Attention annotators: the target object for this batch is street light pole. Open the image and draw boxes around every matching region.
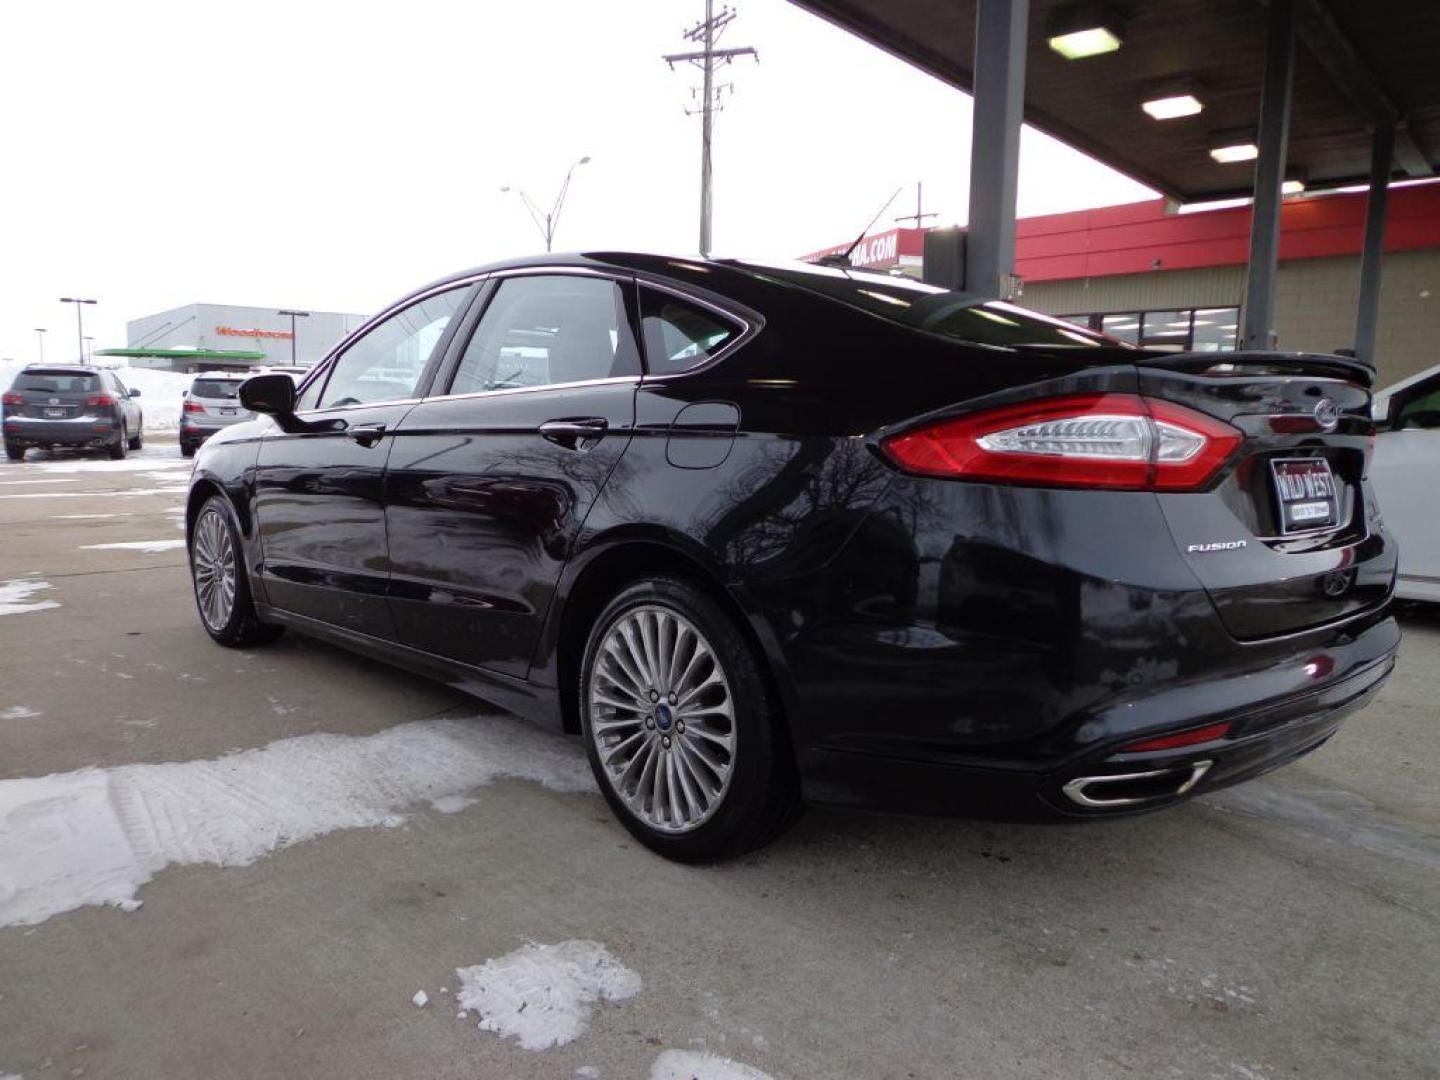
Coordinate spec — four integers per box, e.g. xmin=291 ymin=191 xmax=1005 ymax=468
xmin=500 ymin=155 xmax=591 ymax=252
xmin=277 ymin=309 xmax=310 ymax=367
xmin=84 ymin=336 xmax=94 ymax=363
xmin=59 ymin=298 xmax=97 ymax=364
xmin=34 ymin=328 xmax=46 ymax=364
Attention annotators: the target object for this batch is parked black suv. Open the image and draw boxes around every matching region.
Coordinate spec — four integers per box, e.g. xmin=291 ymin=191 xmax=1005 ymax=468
xmin=3 ymin=365 xmax=144 ymax=461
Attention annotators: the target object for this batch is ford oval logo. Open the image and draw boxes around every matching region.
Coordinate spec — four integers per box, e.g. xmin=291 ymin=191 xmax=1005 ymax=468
xmin=1313 ymin=398 xmax=1340 ymax=431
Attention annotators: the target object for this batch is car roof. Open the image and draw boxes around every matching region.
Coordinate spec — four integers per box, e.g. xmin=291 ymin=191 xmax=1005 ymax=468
xmin=22 ymin=364 xmax=99 ymax=374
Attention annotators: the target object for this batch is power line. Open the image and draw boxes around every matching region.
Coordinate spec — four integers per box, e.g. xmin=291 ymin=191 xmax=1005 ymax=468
xmin=663 ymin=2 xmax=757 ymax=257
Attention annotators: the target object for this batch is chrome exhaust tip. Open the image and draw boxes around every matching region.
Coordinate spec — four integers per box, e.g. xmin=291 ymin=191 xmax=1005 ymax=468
xmin=1061 ymin=760 xmax=1213 ymax=808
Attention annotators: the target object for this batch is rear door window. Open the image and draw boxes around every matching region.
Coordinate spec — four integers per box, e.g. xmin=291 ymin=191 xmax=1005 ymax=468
xmin=446 ymin=275 xmax=640 ymax=394
xmin=640 ymin=289 xmax=742 ymax=375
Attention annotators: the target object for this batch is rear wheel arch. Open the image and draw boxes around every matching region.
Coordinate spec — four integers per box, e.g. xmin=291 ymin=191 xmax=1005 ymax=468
xmin=551 ymin=539 xmax=797 ymax=756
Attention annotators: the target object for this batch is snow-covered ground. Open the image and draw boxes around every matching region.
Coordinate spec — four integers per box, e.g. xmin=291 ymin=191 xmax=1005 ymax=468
xmin=650 ymin=1051 xmax=779 ymax=1080
xmin=0 ymin=578 xmax=59 ymax=616
xmin=0 ymin=715 xmax=595 ymax=928
xmin=454 ymin=940 xmax=643 ymax=1050
xmin=0 ymin=358 xmax=192 ymax=432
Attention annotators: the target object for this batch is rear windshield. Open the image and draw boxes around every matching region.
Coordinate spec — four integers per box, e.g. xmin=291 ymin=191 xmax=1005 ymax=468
xmin=736 ymin=260 xmax=1131 ymax=351
xmin=191 ymin=379 xmax=242 ymax=400
xmin=12 ymin=370 xmax=99 ymax=393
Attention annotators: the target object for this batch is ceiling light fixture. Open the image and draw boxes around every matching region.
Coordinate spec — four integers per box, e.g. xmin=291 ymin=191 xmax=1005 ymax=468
xmin=1142 ymin=92 xmax=1204 ymax=120
xmin=1209 ymin=130 xmax=1259 ymax=164
xmin=1047 ymin=4 xmax=1125 ymax=59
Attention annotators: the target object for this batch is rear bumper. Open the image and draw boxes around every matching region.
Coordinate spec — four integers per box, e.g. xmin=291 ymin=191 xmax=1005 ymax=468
xmin=799 ymin=616 xmax=1398 ymax=820
xmin=3 ymin=416 xmax=116 ymax=446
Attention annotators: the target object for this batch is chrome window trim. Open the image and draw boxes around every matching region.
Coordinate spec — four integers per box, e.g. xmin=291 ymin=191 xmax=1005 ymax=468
xmin=420 ymin=375 xmax=641 ymax=406
xmin=485 ymin=265 xmax=632 ymax=282
xmin=633 ymin=279 xmax=759 ymax=381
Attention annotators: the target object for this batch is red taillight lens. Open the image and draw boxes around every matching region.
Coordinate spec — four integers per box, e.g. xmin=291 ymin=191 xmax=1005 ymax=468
xmin=86 ymin=394 xmax=116 ymax=407
xmin=1 ymin=392 xmax=21 ymax=406
xmin=183 ymin=400 xmax=206 ymax=414
xmin=880 ymin=393 xmax=1242 ymax=492
xmin=1120 ymin=722 xmax=1232 ymax=753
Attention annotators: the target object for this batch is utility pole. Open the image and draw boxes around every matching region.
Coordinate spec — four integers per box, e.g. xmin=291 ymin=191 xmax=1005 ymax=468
xmin=895 ymin=182 xmax=938 ymax=229
xmin=83 ymin=336 xmax=94 ymax=363
xmin=59 ymin=298 xmax=97 ymax=364
xmin=34 ymin=328 xmax=46 ymax=363
xmin=278 ymin=309 xmax=310 ymax=367
xmin=664 ymin=2 xmax=757 ymax=256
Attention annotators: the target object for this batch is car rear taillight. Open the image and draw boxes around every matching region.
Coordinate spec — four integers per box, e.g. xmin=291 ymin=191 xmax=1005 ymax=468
xmin=1120 ymin=722 xmax=1232 ymax=753
xmin=880 ymin=393 xmax=1242 ymax=492
xmin=184 ymin=400 xmax=206 ymax=414
xmin=1 ymin=392 xmax=21 ymax=406
xmin=86 ymin=394 xmax=116 ymax=407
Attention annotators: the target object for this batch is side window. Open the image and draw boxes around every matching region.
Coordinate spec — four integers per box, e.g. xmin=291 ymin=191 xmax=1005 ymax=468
xmin=317 ymin=286 xmax=469 ymax=409
xmin=1396 ymin=374 xmax=1440 ymax=430
xmin=640 ymin=289 xmax=741 ymax=375
xmin=447 ymin=276 xmax=640 ymax=395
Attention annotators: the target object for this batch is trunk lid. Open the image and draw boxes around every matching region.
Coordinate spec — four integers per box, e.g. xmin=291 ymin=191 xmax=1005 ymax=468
xmin=1136 ymin=350 xmax=1393 ymax=639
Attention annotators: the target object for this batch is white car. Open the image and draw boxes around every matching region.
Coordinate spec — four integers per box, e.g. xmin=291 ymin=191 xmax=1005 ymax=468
xmin=1371 ymin=362 xmax=1440 ymax=602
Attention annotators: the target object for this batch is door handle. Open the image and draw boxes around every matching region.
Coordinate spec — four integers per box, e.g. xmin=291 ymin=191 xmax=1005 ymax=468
xmin=540 ymin=417 xmax=608 ymax=450
xmin=347 ymin=422 xmax=388 ymax=448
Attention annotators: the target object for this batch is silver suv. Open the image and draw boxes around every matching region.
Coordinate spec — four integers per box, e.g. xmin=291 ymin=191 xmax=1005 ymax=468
xmin=179 ymin=375 xmax=252 ymax=457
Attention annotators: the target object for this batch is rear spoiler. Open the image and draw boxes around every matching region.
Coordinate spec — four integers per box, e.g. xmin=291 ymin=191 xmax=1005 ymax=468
xmin=1134 ymin=349 xmax=1376 ymax=389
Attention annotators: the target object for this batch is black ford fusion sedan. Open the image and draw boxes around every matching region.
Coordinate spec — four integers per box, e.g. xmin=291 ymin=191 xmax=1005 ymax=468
xmin=185 ymin=253 xmax=1398 ymax=860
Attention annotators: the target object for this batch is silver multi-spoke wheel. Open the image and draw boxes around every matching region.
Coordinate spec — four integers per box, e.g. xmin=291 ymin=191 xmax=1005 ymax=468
xmin=588 ymin=604 xmax=737 ymax=834
xmin=191 ymin=507 xmax=237 ymax=633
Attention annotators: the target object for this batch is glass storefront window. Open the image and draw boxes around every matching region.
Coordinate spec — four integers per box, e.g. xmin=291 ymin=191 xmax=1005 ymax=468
xmin=1141 ymin=310 xmax=1192 ymax=350
xmin=1100 ymin=313 xmax=1140 ymax=344
xmin=1190 ymin=308 xmax=1240 ymax=352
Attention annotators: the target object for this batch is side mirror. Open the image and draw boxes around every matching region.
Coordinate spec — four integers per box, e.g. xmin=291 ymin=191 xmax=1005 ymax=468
xmin=128 ymin=387 xmax=142 ymax=398
xmin=240 ymin=373 xmax=297 ymax=416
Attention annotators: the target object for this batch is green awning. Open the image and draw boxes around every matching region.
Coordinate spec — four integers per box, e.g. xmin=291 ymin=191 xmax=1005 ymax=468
xmin=96 ymin=347 xmax=268 ymax=361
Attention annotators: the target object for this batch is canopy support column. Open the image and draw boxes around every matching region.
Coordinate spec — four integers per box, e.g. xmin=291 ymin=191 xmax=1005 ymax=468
xmin=1355 ymin=125 xmax=1394 ymax=365
xmin=964 ymin=0 xmax=1028 ymax=300
xmin=1242 ymin=0 xmax=1297 ymax=350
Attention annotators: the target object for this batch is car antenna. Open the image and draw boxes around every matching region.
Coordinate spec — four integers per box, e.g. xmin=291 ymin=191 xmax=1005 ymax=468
xmin=816 ymin=187 xmax=904 ymax=268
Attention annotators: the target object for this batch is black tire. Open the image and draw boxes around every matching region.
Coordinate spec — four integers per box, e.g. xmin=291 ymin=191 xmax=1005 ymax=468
xmin=579 ymin=576 xmax=801 ymax=862
xmin=128 ymin=426 xmax=143 ymax=450
xmin=189 ymin=495 xmax=285 ymax=648
xmin=108 ymin=426 xmax=128 ymax=460
xmin=4 ymin=441 xmax=23 ymax=462
xmin=181 ymin=442 xmax=196 ymax=458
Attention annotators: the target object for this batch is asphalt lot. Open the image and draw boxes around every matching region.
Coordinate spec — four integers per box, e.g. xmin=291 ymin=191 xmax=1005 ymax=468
xmin=1 ymin=437 xmax=1438 ymax=1080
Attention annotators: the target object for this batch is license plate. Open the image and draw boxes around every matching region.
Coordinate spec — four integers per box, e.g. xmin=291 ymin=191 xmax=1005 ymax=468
xmin=220 ymin=408 xmax=237 ymax=416
xmin=1270 ymin=458 xmax=1339 ymax=533
xmin=45 ymin=408 xmax=65 ymax=418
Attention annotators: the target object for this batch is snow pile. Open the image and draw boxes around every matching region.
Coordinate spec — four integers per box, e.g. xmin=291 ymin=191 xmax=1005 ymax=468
xmin=455 ymin=941 xmax=643 ymax=1051
xmin=411 ymin=990 xmax=430 ymax=1008
xmin=1 ymin=707 xmax=42 ymax=720
xmin=81 ymin=539 xmax=186 ymax=553
xmin=0 ymin=358 xmax=192 ymax=432
xmin=0 ymin=716 xmax=595 ymax=928
xmin=649 ymin=1051 xmax=779 ymax=1080
xmin=0 ymin=579 xmax=59 ymax=616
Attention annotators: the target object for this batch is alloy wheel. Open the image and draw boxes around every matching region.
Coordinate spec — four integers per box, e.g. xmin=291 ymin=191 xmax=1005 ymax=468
xmin=191 ymin=507 xmax=237 ymax=633
xmin=587 ymin=604 xmax=737 ymax=833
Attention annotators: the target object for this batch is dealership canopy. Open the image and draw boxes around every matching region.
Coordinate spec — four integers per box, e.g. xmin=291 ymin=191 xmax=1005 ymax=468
xmin=787 ymin=0 xmax=1440 ymax=364
xmin=789 ymin=0 xmax=1436 ymax=201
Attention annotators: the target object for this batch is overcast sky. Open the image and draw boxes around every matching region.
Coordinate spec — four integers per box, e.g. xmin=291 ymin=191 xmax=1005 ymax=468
xmin=0 ymin=0 xmax=1153 ymax=362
